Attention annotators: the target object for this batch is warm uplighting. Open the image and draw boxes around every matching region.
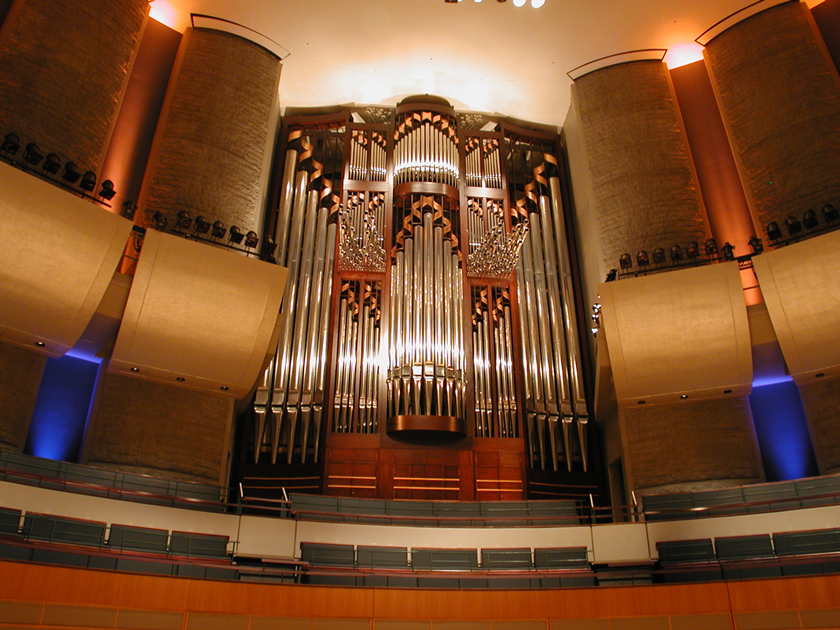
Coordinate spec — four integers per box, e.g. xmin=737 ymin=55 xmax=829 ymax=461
xmin=148 ymin=0 xmax=190 ymax=32
xmin=664 ymin=43 xmax=705 ymax=70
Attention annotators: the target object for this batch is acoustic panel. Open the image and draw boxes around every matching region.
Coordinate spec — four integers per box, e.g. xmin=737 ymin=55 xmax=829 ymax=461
xmin=752 ymin=230 xmax=840 ymax=383
xmin=598 ymin=262 xmax=752 ymax=406
xmin=0 ymin=162 xmax=134 ymax=356
xmin=110 ymin=230 xmax=287 ymax=398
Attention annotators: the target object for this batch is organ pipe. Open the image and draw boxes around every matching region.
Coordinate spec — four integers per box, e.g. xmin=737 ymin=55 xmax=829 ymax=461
xmin=253 ymin=99 xmax=588 ymax=483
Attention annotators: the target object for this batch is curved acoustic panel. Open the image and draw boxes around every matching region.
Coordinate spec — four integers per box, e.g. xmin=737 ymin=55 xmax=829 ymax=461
xmin=752 ymin=230 xmax=840 ymax=384
xmin=109 ymin=230 xmax=287 ymax=398
xmin=598 ymin=262 xmax=752 ymax=407
xmin=0 ymin=162 xmax=134 ymax=356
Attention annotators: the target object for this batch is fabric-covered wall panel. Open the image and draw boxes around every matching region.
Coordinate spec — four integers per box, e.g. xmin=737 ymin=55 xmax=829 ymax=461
xmin=0 ymin=0 xmax=148 ymax=173
xmin=572 ymin=60 xmax=708 ymax=273
xmin=704 ymin=2 xmax=840 ymax=231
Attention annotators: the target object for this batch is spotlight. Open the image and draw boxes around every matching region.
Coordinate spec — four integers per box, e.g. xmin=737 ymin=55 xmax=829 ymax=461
xmin=704 ymin=239 xmax=718 ymax=256
xmin=121 ymin=200 xmax=137 ymax=220
xmin=784 ymin=215 xmax=802 ymax=235
xmin=260 ymin=235 xmax=277 ymax=262
xmin=62 ymin=162 xmax=81 ymax=184
xmin=79 ymin=170 xmax=97 ymax=193
xmin=194 ymin=215 xmax=211 ymax=234
xmin=670 ymin=244 xmax=683 ymax=261
xmin=619 ymin=253 xmax=632 ymax=269
xmin=652 ymin=248 xmax=666 ymax=264
xmin=721 ymin=242 xmax=735 ymax=261
xmin=228 ymin=225 xmax=245 ymax=245
xmin=802 ymin=209 xmax=819 ymax=229
xmin=22 ymin=142 xmax=43 ymax=166
xmin=244 ymin=230 xmax=260 ymax=248
xmin=823 ymin=204 xmax=839 ymax=222
xmin=177 ymin=210 xmax=192 ymax=229
xmin=97 ymin=179 xmax=116 ymax=200
xmin=749 ymin=235 xmax=764 ymax=254
xmin=152 ymin=211 xmax=168 ymax=230
xmin=1 ymin=132 xmax=20 ymax=155
xmin=211 ymin=220 xmax=226 ymax=239
xmin=42 ymin=153 xmax=61 ymax=175
xmin=686 ymin=242 xmax=699 ymax=258
xmin=636 ymin=250 xmax=649 ymax=266
xmin=765 ymin=221 xmax=782 ymax=240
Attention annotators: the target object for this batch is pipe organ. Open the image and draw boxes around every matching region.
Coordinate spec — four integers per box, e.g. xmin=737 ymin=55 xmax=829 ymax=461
xmin=245 ymin=97 xmax=593 ymax=501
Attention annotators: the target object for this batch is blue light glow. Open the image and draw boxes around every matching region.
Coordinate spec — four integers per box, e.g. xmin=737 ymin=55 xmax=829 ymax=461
xmin=25 ymin=354 xmax=101 ymax=462
xmin=749 ymin=380 xmax=818 ymax=482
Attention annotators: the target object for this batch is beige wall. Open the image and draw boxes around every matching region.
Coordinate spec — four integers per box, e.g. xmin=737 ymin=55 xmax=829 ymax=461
xmin=571 ymin=60 xmax=709 ymax=273
xmin=0 ymin=341 xmax=45 ymax=451
xmin=85 ymin=373 xmax=234 ymax=484
xmin=704 ymin=1 xmax=840 ymax=232
xmin=799 ymin=376 xmax=840 ymax=475
xmin=141 ymin=27 xmax=281 ymax=233
xmin=0 ymin=0 xmax=148 ymax=174
xmin=621 ymin=396 xmax=762 ymax=495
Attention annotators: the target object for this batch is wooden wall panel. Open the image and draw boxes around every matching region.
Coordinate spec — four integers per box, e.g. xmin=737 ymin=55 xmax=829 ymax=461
xmin=1 ymin=562 xmax=840 ymax=626
xmin=0 ymin=340 xmax=45 ymax=450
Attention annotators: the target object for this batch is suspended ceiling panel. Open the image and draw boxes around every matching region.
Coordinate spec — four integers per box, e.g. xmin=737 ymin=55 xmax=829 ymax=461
xmin=752 ymin=230 xmax=840 ymax=384
xmin=598 ymin=262 xmax=752 ymax=407
xmin=109 ymin=230 xmax=288 ymax=398
xmin=0 ymin=162 xmax=134 ymax=357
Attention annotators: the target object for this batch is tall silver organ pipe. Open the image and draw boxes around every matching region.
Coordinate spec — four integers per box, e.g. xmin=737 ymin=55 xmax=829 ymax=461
xmin=511 ymin=146 xmax=589 ymax=472
xmin=387 ymin=195 xmax=466 ymax=433
xmin=254 ymin=127 xmax=342 ymax=464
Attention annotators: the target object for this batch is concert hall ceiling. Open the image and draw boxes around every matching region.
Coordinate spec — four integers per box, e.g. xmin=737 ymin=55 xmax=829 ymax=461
xmin=148 ymin=0 xmax=825 ymax=128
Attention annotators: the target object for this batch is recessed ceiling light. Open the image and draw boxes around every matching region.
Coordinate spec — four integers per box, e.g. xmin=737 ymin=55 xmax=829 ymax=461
xmin=513 ymin=0 xmax=526 ymax=5
xmin=130 ymin=367 xmax=140 ymax=372
xmin=532 ymin=0 xmax=545 ymax=7
xmin=34 ymin=341 xmax=45 ymax=347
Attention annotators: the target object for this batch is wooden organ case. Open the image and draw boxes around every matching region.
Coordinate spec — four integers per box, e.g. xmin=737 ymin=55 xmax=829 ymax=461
xmin=237 ymin=96 xmax=601 ymax=503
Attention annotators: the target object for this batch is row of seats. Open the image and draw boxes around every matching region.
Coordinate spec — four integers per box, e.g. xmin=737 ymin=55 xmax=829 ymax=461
xmin=0 ymin=449 xmax=225 ymax=508
xmin=0 ymin=507 xmax=230 ymax=558
xmin=656 ymin=529 xmax=840 ymax=582
xmin=289 ymin=494 xmax=582 ymax=527
xmin=642 ymin=474 xmax=840 ymax=520
xmin=300 ymin=542 xmax=589 ymax=571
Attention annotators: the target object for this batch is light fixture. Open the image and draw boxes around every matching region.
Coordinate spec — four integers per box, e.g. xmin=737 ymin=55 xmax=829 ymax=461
xmin=152 ymin=211 xmax=168 ymax=231
xmin=194 ymin=215 xmax=211 ymax=234
xmin=79 ymin=170 xmax=97 ymax=193
xmin=704 ymin=239 xmax=718 ymax=256
xmin=513 ymin=0 xmax=526 ymax=6
xmin=670 ymin=244 xmax=683 ymax=261
xmin=61 ymin=162 xmax=81 ymax=184
xmin=721 ymin=242 xmax=735 ymax=261
xmin=260 ymin=235 xmax=277 ymax=262
xmin=652 ymin=248 xmax=666 ymax=264
xmin=532 ymin=0 xmax=545 ymax=6
xmin=619 ymin=253 xmax=632 ymax=269
xmin=802 ymin=209 xmax=818 ymax=229
xmin=680 ymin=395 xmax=688 ymax=399
xmin=749 ymin=235 xmax=763 ymax=254
xmin=130 ymin=367 xmax=140 ymax=372
xmin=823 ymin=204 xmax=839 ymax=222
xmin=122 ymin=201 xmax=137 ymax=220
xmin=34 ymin=341 xmax=45 ymax=347
xmin=686 ymin=242 xmax=699 ymax=258
xmin=220 ymin=386 xmax=229 ymax=391
xmin=42 ymin=153 xmax=61 ymax=175
xmin=784 ymin=215 xmax=802 ymax=235
xmin=765 ymin=221 xmax=782 ymax=240
xmin=97 ymin=179 xmax=116 ymax=200
xmin=176 ymin=377 xmax=185 ymax=382
xmin=211 ymin=220 xmax=226 ymax=239
xmin=176 ymin=210 xmax=192 ymax=229
xmin=636 ymin=250 xmax=649 ymax=266
xmin=22 ymin=142 xmax=43 ymax=166
xmin=228 ymin=225 xmax=245 ymax=245
xmin=244 ymin=230 xmax=259 ymax=248
xmin=1 ymin=132 xmax=20 ymax=155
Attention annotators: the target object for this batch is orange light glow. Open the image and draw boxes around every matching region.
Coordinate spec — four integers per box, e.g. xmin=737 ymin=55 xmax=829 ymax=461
xmin=664 ymin=43 xmax=705 ymax=70
xmin=149 ymin=1 xmax=190 ymax=33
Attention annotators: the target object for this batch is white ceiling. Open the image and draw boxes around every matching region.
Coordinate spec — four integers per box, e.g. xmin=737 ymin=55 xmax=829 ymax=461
xmin=150 ymin=0 xmax=814 ymax=129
